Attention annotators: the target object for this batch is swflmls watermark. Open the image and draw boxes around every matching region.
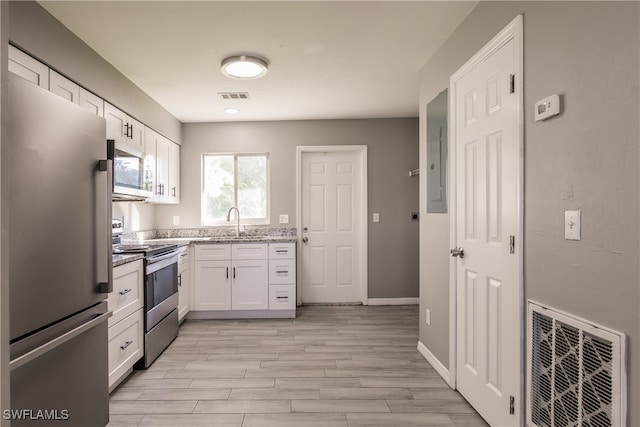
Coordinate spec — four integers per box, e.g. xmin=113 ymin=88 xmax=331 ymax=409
xmin=3 ymin=409 xmax=69 ymax=421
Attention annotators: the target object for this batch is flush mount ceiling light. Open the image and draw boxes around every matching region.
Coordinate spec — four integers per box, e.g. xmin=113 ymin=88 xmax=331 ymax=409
xmin=221 ymin=55 xmax=268 ymax=79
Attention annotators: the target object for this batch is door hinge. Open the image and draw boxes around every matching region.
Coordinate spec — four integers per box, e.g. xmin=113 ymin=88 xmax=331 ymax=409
xmin=509 ymin=235 xmax=515 ymax=254
xmin=509 ymin=395 xmax=515 ymax=415
xmin=509 ymin=74 xmax=515 ymax=93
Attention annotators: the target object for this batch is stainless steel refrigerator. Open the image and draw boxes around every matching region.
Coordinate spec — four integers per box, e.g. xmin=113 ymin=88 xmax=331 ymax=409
xmin=8 ymin=73 xmax=112 ymax=426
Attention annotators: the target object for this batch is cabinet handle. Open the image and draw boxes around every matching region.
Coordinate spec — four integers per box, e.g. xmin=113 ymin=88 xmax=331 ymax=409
xmin=276 ymin=296 xmax=288 ymax=300
xmin=172 ymin=186 xmax=176 ymax=197
xmin=276 ymin=270 xmax=288 ymax=274
xmin=161 ymin=184 xmax=165 ymax=195
xmin=233 ymin=267 xmax=236 ymax=279
xmin=120 ymin=340 xmax=133 ymax=350
xmin=119 ymin=288 xmax=132 ymax=296
xmin=157 ymin=184 xmax=163 ymax=196
xmin=226 ymin=267 xmax=229 ymax=279
xmin=178 ymin=273 xmax=182 ymax=287
xmin=275 ymin=249 xmax=288 ymax=253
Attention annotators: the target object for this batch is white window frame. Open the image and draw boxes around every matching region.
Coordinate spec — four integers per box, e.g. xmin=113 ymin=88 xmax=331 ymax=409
xmin=201 ymin=152 xmax=270 ymax=226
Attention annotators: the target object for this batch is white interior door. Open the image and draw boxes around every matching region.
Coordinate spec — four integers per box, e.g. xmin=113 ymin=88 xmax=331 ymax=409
xmin=300 ymin=150 xmax=364 ymax=304
xmin=450 ymin=17 xmax=522 ymax=426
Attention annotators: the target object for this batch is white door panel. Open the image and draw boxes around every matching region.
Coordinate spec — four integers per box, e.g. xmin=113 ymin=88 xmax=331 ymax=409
xmin=451 ymin=18 xmax=522 ymax=427
xmin=301 ymin=150 xmax=363 ymax=303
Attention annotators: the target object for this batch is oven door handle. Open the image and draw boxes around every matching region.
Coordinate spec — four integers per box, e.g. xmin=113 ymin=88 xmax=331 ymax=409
xmin=147 ymin=251 xmax=179 ymax=264
xmin=146 ymin=252 xmax=179 ymax=275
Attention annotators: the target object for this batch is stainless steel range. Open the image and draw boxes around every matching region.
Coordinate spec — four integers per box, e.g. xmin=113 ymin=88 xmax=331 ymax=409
xmin=113 ymin=243 xmax=179 ymax=367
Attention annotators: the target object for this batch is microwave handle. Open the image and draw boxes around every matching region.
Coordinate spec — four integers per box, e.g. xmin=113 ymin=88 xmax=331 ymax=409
xmin=96 ymin=159 xmax=113 ymax=294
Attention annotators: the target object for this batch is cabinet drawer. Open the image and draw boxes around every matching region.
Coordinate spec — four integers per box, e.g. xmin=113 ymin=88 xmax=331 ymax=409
xmin=232 ymin=243 xmax=268 ymax=260
xmin=108 ymin=260 xmax=143 ymax=327
xmin=269 ymin=259 xmax=296 ymax=284
xmin=108 ymin=309 xmax=143 ymax=389
xmin=195 ymin=244 xmax=231 ymax=261
xmin=269 ymin=243 xmax=295 ymax=259
xmin=269 ymin=285 xmax=296 ymax=310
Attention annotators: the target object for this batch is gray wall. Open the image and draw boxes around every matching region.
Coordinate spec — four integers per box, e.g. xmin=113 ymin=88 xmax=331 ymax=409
xmin=156 ymin=119 xmax=419 ymax=299
xmin=418 ymin=2 xmax=639 ymax=424
xmin=0 ymin=1 xmax=9 ymax=422
xmin=8 ymin=1 xmax=182 ymax=144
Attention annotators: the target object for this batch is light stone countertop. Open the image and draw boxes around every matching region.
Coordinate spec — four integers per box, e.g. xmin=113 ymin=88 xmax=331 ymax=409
xmin=112 ymin=253 xmax=144 ymax=268
xmin=112 ymin=236 xmax=297 ymax=268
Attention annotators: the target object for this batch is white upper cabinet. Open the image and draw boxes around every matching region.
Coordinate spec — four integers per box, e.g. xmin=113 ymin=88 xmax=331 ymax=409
xmin=8 ymin=45 xmax=49 ymax=89
xmin=168 ymin=142 xmax=180 ymax=203
xmin=146 ymin=128 xmax=180 ymax=204
xmin=79 ymin=88 xmax=104 ymax=117
xmin=49 ymin=70 xmax=80 ymax=105
xmin=105 ymin=102 xmax=145 ymax=152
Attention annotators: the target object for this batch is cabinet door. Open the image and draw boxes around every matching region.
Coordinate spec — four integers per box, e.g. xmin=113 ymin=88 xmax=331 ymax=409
xmin=232 ymin=260 xmax=268 ymax=310
xmin=49 ymin=70 xmax=80 ymax=105
xmin=108 ymin=308 xmax=143 ymax=389
xmin=143 ymin=127 xmax=158 ymax=198
xmin=8 ymin=45 xmax=49 ymax=89
xmin=168 ymin=142 xmax=180 ymax=203
xmin=155 ymin=135 xmax=170 ymax=201
xmin=79 ymin=88 xmax=104 ymax=117
xmin=108 ymin=260 xmax=144 ymax=327
xmin=105 ymin=102 xmax=127 ymax=144
xmin=178 ymin=263 xmax=190 ymax=321
xmin=194 ymin=261 xmax=231 ymax=311
xmin=128 ymin=116 xmax=145 ymax=152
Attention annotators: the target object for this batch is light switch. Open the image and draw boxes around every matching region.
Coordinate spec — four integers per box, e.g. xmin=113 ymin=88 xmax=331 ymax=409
xmin=373 ymin=213 xmax=380 ymax=223
xmin=564 ymin=210 xmax=581 ymax=240
xmin=172 ymin=215 xmax=180 ymax=226
xmin=279 ymin=214 xmax=289 ymax=224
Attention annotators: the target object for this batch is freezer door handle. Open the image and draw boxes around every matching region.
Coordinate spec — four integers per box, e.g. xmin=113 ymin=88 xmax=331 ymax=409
xmin=10 ymin=310 xmax=112 ymax=371
xmin=97 ymin=159 xmax=113 ymax=294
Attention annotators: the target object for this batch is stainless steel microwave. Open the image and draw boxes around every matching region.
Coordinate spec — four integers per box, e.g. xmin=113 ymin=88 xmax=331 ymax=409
xmin=107 ymin=139 xmax=153 ymax=201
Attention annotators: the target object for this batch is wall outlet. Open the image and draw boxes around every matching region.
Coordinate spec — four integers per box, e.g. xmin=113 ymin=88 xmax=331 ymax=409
xmin=172 ymin=215 xmax=180 ymax=226
xmin=373 ymin=213 xmax=380 ymax=223
xmin=425 ymin=309 xmax=431 ymax=325
xmin=279 ymin=214 xmax=289 ymax=224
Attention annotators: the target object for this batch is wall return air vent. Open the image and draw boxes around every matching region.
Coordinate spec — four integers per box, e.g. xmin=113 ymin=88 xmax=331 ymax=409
xmin=527 ymin=301 xmax=626 ymax=427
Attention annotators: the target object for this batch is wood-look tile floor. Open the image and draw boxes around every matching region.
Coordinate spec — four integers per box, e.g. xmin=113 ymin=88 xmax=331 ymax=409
xmin=108 ymin=305 xmax=488 ymax=427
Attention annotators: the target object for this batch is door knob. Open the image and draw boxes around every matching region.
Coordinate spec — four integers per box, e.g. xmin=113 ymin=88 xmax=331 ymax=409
xmin=450 ymin=247 xmax=464 ymax=258
xmin=302 ymin=237 xmax=309 ymax=243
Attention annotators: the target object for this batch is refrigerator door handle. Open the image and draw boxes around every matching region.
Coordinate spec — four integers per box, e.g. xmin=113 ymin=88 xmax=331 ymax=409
xmin=10 ymin=311 xmax=112 ymax=371
xmin=97 ymin=159 xmax=113 ymax=294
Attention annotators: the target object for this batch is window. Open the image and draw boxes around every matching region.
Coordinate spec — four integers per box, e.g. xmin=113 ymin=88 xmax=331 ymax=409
xmin=202 ymin=153 xmax=269 ymax=226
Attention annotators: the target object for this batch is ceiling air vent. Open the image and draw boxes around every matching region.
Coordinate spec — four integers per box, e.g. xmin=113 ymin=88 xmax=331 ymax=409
xmin=218 ymin=92 xmax=250 ymax=100
xmin=527 ymin=301 xmax=626 ymax=427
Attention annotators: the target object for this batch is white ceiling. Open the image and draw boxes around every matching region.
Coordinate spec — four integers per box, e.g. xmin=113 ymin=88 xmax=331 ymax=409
xmin=40 ymin=1 xmax=476 ymax=123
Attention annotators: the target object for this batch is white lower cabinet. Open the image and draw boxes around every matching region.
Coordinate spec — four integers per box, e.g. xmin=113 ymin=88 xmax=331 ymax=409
xmin=108 ymin=260 xmax=144 ymax=391
xmin=232 ymin=259 xmax=268 ymax=310
xmin=269 ymin=284 xmax=296 ymax=310
xmin=268 ymin=243 xmax=296 ymax=312
xmin=193 ymin=242 xmax=294 ymax=318
xmin=178 ymin=246 xmax=191 ymax=321
xmin=194 ymin=260 xmax=231 ymax=311
xmin=108 ymin=308 xmax=143 ymax=391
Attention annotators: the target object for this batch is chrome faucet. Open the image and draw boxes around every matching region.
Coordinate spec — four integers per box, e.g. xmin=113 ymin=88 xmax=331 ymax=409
xmin=226 ymin=206 xmax=241 ymax=237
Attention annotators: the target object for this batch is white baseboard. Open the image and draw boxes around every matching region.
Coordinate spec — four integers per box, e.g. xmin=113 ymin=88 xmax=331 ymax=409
xmin=417 ymin=341 xmax=454 ymax=388
xmin=367 ymin=297 xmax=419 ymax=306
